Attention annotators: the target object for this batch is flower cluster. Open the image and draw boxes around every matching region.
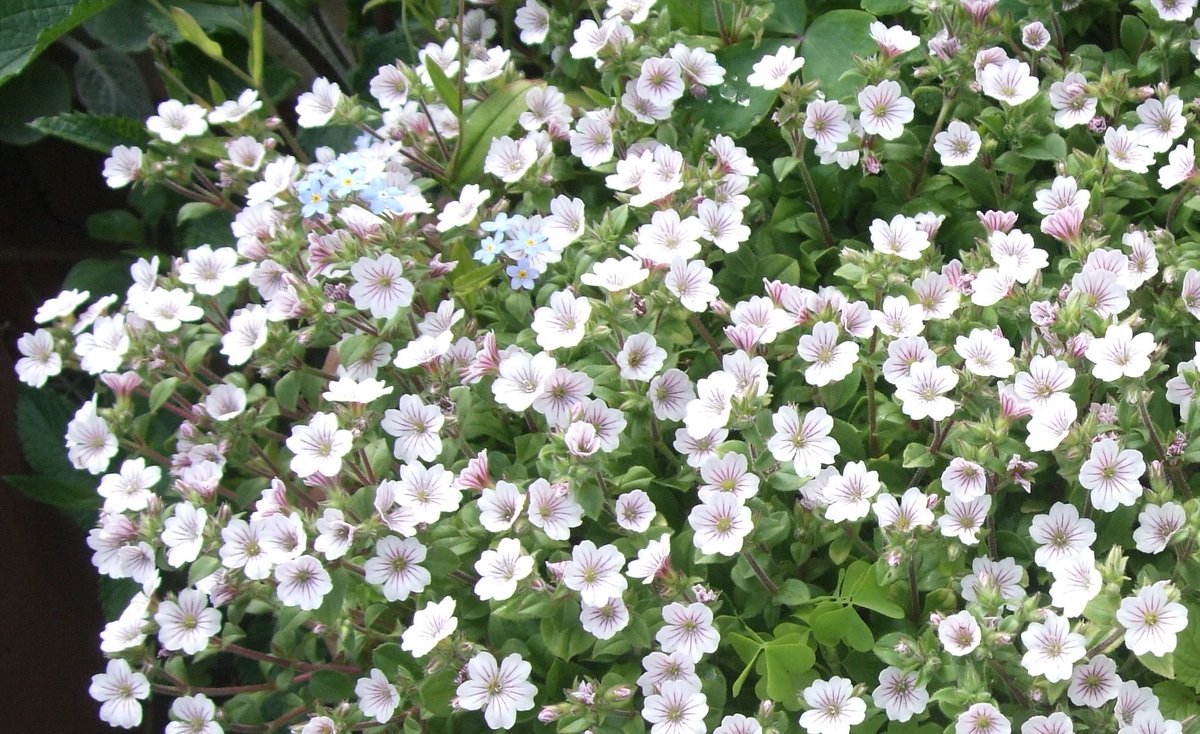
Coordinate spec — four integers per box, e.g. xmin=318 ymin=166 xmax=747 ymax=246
xmin=16 ymin=0 xmax=1200 ymax=733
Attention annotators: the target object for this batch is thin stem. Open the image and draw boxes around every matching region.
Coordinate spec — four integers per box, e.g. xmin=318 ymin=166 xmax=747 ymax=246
xmin=908 ymin=91 xmax=956 ymax=198
xmin=907 ymin=551 xmax=921 ymax=624
xmin=1138 ymin=391 xmax=1191 ymax=499
xmin=864 ymin=333 xmax=879 ymax=458
xmin=221 ymin=642 xmax=360 ymax=673
xmin=1166 ymin=183 xmax=1194 ymax=231
xmin=712 ymin=0 xmax=730 ymax=44
xmin=1086 ymin=628 xmax=1125 ymax=658
xmin=842 ymin=523 xmax=876 ymax=559
xmin=688 ymin=314 xmax=723 ymax=361
xmin=417 ymin=97 xmax=453 ymax=162
xmin=741 ymin=550 xmax=780 ymax=595
xmin=987 ymin=657 xmax=1028 ymax=709
xmin=795 ymin=150 xmax=836 ymax=250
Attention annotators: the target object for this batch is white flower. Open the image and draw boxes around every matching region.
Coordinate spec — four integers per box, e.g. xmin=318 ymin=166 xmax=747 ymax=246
xmin=670 ymin=43 xmax=725 ymax=87
xmin=617 ymin=332 xmax=667 ymax=381
xmin=961 ymin=556 xmax=1026 ymax=609
xmin=689 ymin=493 xmax=753 ymax=555
xmin=800 ymin=677 xmax=867 ymax=734
xmin=635 ymin=209 xmax=703 ymax=263
xmin=364 ymin=535 xmax=430 ymax=601
xmin=1029 ymin=502 xmax=1095 ymax=570
xmin=895 ymin=361 xmax=957 ymax=420
xmin=103 ymin=146 xmax=143 ymax=188
xmin=615 ymin=490 xmax=657 ymax=532
xmin=563 ymin=540 xmax=628 ymax=605
xmin=580 ymin=256 xmax=649 ymax=291
xmin=1049 ymin=73 xmax=1096 ymax=128
xmin=1068 ymin=656 xmax=1122 ymax=708
xmin=797 ymin=322 xmax=858 ymax=386
xmin=990 ymin=230 xmax=1048 ymax=283
xmin=1021 ymin=612 xmax=1086 ymax=681
xmin=436 ymin=184 xmax=490 ymax=232
xmin=939 ymin=610 xmax=982 ymax=655
xmin=638 ymin=650 xmax=700 ymax=695
xmin=1134 ymin=502 xmax=1186 ymax=553
xmin=76 ymin=313 xmax=130 ymax=374
xmin=14 ymin=326 xmax=61 ymax=386
xmin=1151 ymin=0 xmax=1197 ymax=21
xmin=220 ymin=518 xmax=273 ymax=579
xmin=1117 ymin=583 xmax=1188 ymax=656
xmin=980 ymin=59 xmax=1039 ymax=105
xmin=314 ymin=508 xmax=355 ymax=561
xmin=627 ymin=533 xmax=672 ymax=584
xmin=66 ymin=399 xmax=118 ymax=475
xmin=1014 ymin=355 xmax=1075 ymax=408
xmin=1115 ymin=682 xmax=1160 ymax=727
xmin=581 ymin=597 xmax=631 ymax=639
xmin=392 ymin=462 xmax=459 ymax=524
xmin=570 ymin=115 xmax=614 ymax=167
xmin=98 ymin=458 xmax=162 ymax=513
xmin=274 ymin=555 xmax=332 ymax=610
xmin=939 ymin=495 xmax=991 ymax=545
xmin=349 ymin=254 xmax=414 ymax=319
xmin=858 ymin=80 xmax=915 ymax=140
xmin=935 ymin=120 xmax=982 ymax=165
xmin=823 ymin=461 xmax=881 ymax=522
xmin=162 ymin=502 xmax=207 ymax=568
xmin=698 ymin=452 xmax=759 ymax=502
xmin=1078 ymin=439 xmax=1145 ymax=511
xmin=154 ymin=589 xmax=221 ymax=656
xmin=766 ymin=405 xmax=840 ymax=477
xmin=1161 ymin=139 xmax=1198 ymax=189
xmin=402 ymin=596 xmax=458 ymax=657
xmin=456 ymin=652 xmax=538 ymax=730
xmin=474 ymin=537 xmax=533 ymax=601
xmin=746 ymin=46 xmax=804 ymax=90
xmin=484 ymin=135 xmax=538 ymax=182
xmin=286 ymin=412 xmax=352 ymax=478
xmin=381 ymin=395 xmax=444 ymax=462
xmin=1136 ymin=95 xmax=1186 ymax=153
xmin=527 ymin=478 xmax=584 ymax=540
xmin=684 ymin=371 xmax=738 ymax=439
xmin=955 ymin=328 xmax=1015 ymax=378
xmin=1025 ymin=393 xmax=1078 ymax=451
xmin=870 ymin=215 xmax=929 ymax=260
xmin=648 ymin=368 xmax=695 ymax=421
xmin=643 ymin=681 xmax=708 ymax=734
xmin=178 ymin=245 xmax=249 ymax=296
xmin=1086 ymin=324 xmax=1156 ymax=380
xmin=1021 ymin=713 xmax=1073 ymax=734
xmin=941 ymin=458 xmax=987 ymax=501
xmin=1049 ymin=553 xmax=1102 ymax=617
xmin=803 ymin=100 xmax=852 ymax=149
xmin=533 ymin=368 xmax=593 ymax=428
xmin=872 ymin=488 xmax=934 ymax=531
xmin=493 ymin=351 xmax=556 ymax=411
xmin=872 ymin=667 xmax=928 ymax=722
xmin=515 ymin=0 xmax=549 ymax=43
xmin=221 ymin=305 xmax=268 ymax=366
xmin=296 ymin=77 xmax=342 ymax=127
xmin=1106 ymin=126 xmax=1155 ymax=173
xmin=656 ymin=602 xmax=720 ymax=662
xmin=166 ymin=694 xmax=221 ymax=734
xmin=956 ymin=703 xmax=1010 ymax=734
xmin=465 ymin=47 xmax=510 ymax=83
xmin=636 ymin=57 xmax=685 ymax=105
xmin=532 ymin=291 xmax=592 ymax=351
xmin=90 ymin=659 xmax=150 ymax=729
xmin=147 ymin=99 xmax=208 ymax=143
xmin=101 ymin=593 xmax=150 ymax=653
xmin=355 ymin=668 xmax=400 ymax=724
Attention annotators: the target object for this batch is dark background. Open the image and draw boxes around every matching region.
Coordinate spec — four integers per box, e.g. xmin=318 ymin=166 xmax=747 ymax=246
xmin=1 ymin=136 xmax=125 ymax=732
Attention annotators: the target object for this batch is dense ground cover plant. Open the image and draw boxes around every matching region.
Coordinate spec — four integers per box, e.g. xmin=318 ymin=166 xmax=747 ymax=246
xmin=13 ymin=0 xmax=1200 ymax=732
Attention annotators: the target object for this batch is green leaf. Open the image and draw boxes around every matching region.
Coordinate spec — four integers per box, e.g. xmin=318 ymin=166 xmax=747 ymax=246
xmin=0 ymin=58 xmax=71 ymax=145
xmin=452 ymin=79 xmax=538 ymax=185
xmin=424 ymin=58 xmax=460 ymax=115
xmin=801 ymin=10 xmax=877 ymax=101
xmin=248 ymin=2 xmax=263 ymax=87
xmin=763 ymin=634 xmax=815 ymax=704
xmin=275 ymin=371 xmax=301 ymax=412
xmin=862 ymin=0 xmax=909 ymax=13
xmin=1172 ymin=603 xmax=1200 ymax=691
xmin=73 ymin=47 xmax=152 ymax=118
xmin=943 ymin=166 xmax=997 ymax=209
xmin=676 ymin=38 xmax=792 ymax=138
xmin=16 ymin=386 xmax=78 ymax=476
xmin=1139 ymin=652 xmax=1174 ymax=679
xmin=372 ymin=642 xmax=406 ymax=677
xmin=149 ymin=377 xmax=181 ymax=414
xmin=4 ymin=473 xmax=98 ymax=512
xmin=0 ymin=0 xmax=115 ymax=87
xmin=307 ymin=670 xmax=354 ymax=702
xmin=86 ymin=209 xmax=144 ymax=245
xmin=1019 ymin=133 xmax=1068 ymax=161
xmin=451 ymin=262 xmax=501 ymax=297
xmin=1154 ymin=680 xmax=1200 ymax=719
xmin=29 ymin=111 xmax=149 ymax=153
xmin=170 ymin=6 xmax=223 ymax=59
xmin=188 ymin=556 xmax=220 ymax=586
xmin=419 ymin=670 xmax=458 ymax=716
xmin=1120 ymin=16 xmax=1147 ymax=59
xmin=843 ymin=559 xmax=906 ymax=618
xmin=901 ymin=442 xmax=934 ymax=468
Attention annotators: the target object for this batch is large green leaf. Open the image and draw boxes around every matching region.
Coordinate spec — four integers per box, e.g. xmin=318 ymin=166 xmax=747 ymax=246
xmin=29 ymin=111 xmax=149 ymax=153
xmin=0 ymin=58 xmax=71 ymax=145
xmin=73 ymin=47 xmax=151 ymax=118
xmin=0 ymin=0 xmax=114 ymax=86
xmin=451 ymin=79 xmax=538 ymax=186
xmin=800 ymin=9 xmax=877 ymax=101
xmin=677 ymin=38 xmax=792 ymax=138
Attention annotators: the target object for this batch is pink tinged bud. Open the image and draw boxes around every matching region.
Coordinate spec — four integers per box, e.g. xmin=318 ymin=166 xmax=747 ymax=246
xmin=963 ymin=0 xmax=998 ymax=23
xmin=1169 ymin=431 xmax=1186 ymax=457
xmin=929 ymin=612 xmax=945 ymax=626
xmin=763 ymin=279 xmax=789 ymax=305
xmin=886 ymin=549 xmax=904 ymax=567
xmin=101 ymin=371 xmax=143 ymax=398
xmin=1150 ymin=459 xmax=1165 ymax=479
xmin=1088 ymin=116 xmax=1108 ymax=134
xmin=725 ymin=324 xmax=761 ymax=352
xmin=1029 ymin=300 xmax=1058 ymax=326
xmin=1066 ymin=332 xmax=1092 ymax=358
xmin=1041 ymin=206 xmax=1084 ymax=244
xmin=428 ymin=254 xmax=458 ymax=277
xmin=977 ymin=209 xmax=1018 ymax=234
xmin=1090 ymin=402 xmax=1117 ymax=424
xmin=609 ymin=686 xmax=632 ymax=701
xmin=864 ymin=155 xmax=882 ymax=174
xmin=710 ymin=300 xmax=730 ymax=316
xmin=538 ymin=708 xmax=560 ymax=723
xmin=545 ymin=560 xmax=569 ymax=582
